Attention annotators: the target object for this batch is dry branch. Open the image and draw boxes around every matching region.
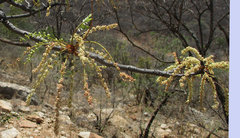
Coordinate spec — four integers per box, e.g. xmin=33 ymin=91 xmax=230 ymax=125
xmin=0 ymin=10 xmax=199 ymax=78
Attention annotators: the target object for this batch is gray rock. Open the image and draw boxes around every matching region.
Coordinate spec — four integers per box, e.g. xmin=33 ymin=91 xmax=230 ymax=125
xmin=78 ymin=132 xmax=90 ymax=138
xmin=74 ymin=116 xmax=89 ymax=127
xmin=59 ymin=115 xmax=73 ymax=125
xmin=0 ymin=127 xmax=20 ymax=138
xmin=18 ymin=105 xmax=31 ymax=114
xmin=0 ymin=81 xmax=39 ymax=105
xmin=108 ymin=115 xmax=130 ymax=131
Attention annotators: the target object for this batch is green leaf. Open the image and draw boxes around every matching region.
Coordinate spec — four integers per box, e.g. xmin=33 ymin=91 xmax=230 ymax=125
xmin=77 ymin=14 xmax=92 ymax=30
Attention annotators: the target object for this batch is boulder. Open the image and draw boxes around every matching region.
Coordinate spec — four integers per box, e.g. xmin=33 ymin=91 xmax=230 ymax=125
xmin=0 ymin=127 xmax=20 ymax=138
xmin=0 ymin=81 xmax=39 ymax=105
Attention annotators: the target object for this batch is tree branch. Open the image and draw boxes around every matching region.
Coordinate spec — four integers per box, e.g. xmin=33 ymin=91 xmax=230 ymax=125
xmin=6 ymin=0 xmax=32 ymax=12
xmin=0 ymin=37 xmax=31 ymax=47
xmin=1 ymin=15 xmax=203 ymax=78
xmin=113 ymin=8 xmax=174 ymax=63
xmin=6 ymin=2 xmax=68 ymax=19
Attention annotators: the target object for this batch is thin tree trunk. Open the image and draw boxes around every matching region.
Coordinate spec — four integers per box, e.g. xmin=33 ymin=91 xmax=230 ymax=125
xmin=143 ymin=91 xmax=172 ymax=138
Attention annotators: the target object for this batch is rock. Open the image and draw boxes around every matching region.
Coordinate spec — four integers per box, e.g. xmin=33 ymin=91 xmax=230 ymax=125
xmin=0 ymin=100 xmax=12 ymax=112
xmin=33 ymin=111 xmax=45 ymax=118
xmin=0 ymin=127 xmax=20 ymax=138
xmin=18 ymin=105 xmax=31 ymax=114
xmin=185 ymin=123 xmax=201 ymax=134
xmin=155 ymin=127 xmax=172 ymax=138
xmin=78 ymin=132 xmax=90 ymax=138
xmin=87 ymin=113 xmax=97 ymax=122
xmin=10 ymin=111 xmax=20 ymax=117
xmin=75 ymin=116 xmax=89 ymax=127
xmin=0 ymin=81 xmax=39 ymax=105
xmin=143 ymin=112 xmax=149 ymax=117
xmin=187 ymin=107 xmax=213 ymax=124
xmin=26 ymin=115 xmax=44 ymax=124
xmin=165 ymin=129 xmax=172 ymax=132
xmin=120 ymin=132 xmax=132 ymax=138
xmin=59 ymin=115 xmax=73 ymax=125
xmin=78 ymin=132 xmax=103 ymax=138
xmin=61 ymin=106 xmax=69 ymax=112
xmin=108 ymin=115 xmax=130 ymax=131
xmin=60 ymin=131 xmax=67 ymax=136
xmin=19 ymin=120 xmax=37 ymax=128
xmin=79 ymin=107 xmax=90 ymax=114
xmin=160 ymin=124 xmax=168 ymax=129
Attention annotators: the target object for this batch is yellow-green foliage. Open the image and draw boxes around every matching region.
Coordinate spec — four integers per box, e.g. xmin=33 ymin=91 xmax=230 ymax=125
xmin=16 ymin=14 xmax=135 ymax=135
xmin=156 ymin=46 xmax=229 ymax=111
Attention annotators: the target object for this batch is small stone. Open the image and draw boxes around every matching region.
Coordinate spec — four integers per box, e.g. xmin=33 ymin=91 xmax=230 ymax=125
xmin=61 ymin=131 xmax=66 ymax=136
xmin=143 ymin=112 xmax=149 ymax=116
xmin=130 ymin=115 xmax=137 ymax=121
xmin=10 ymin=111 xmax=20 ymax=117
xmin=160 ymin=124 xmax=168 ymax=129
xmin=41 ymin=108 xmax=47 ymax=113
xmin=0 ymin=100 xmax=13 ymax=112
xmin=78 ymin=132 xmax=90 ymax=138
xmin=78 ymin=132 xmax=103 ymax=138
xmin=61 ymin=107 xmax=69 ymax=112
xmin=166 ymin=129 xmax=172 ymax=132
xmin=34 ymin=129 xmax=39 ymax=133
xmin=37 ymin=127 xmax=42 ymax=130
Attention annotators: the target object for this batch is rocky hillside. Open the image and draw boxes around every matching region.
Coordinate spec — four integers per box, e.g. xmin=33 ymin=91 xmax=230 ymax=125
xmin=0 ymin=63 xmax=228 ymax=138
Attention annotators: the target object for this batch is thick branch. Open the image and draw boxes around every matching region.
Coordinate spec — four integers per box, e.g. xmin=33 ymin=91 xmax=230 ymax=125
xmin=1 ymin=16 xmax=201 ymax=78
xmin=2 ymin=20 xmax=43 ymax=42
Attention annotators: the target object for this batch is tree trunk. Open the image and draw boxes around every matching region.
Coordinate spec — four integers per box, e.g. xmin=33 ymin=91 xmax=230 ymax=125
xmin=142 ymin=92 xmax=171 ymax=138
